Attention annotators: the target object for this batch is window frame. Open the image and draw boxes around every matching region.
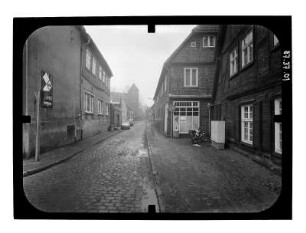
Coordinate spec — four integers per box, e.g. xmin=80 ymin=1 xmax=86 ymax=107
xmin=102 ymin=70 xmax=106 ymax=83
xmin=203 ymin=35 xmax=216 ymax=48
xmin=92 ymin=56 xmax=97 ymax=76
xmin=190 ymin=41 xmax=197 ymax=47
xmin=98 ymin=66 xmax=102 ymax=81
xmin=229 ymin=47 xmax=239 ymax=77
xmin=241 ymin=30 xmax=254 ymax=68
xmin=85 ymin=49 xmax=92 ymax=70
xmin=98 ymin=99 xmax=103 ymax=115
xmin=241 ymin=104 xmax=253 ymax=145
xmin=85 ymin=92 xmax=94 ymax=114
xmin=184 ymin=67 xmax=198 ymax=87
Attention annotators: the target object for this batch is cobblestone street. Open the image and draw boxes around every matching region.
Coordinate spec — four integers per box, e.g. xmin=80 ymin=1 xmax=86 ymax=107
xmin=23 ymin=121 xmax=282 ymax=214
xmin=23 ymin=121 xmax=158 ymax=213
xmin=145 ymin=123 xmax=282 ymax=213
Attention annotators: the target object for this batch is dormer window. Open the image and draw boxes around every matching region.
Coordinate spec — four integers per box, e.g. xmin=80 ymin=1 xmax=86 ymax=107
xmin=190 ymin=42 xmax=196 ymax=47
xmin=203 ymin=36 xmax=215 ymax=47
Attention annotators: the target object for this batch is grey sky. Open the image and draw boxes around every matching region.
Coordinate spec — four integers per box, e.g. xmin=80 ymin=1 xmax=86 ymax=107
xmin=84 ymin=25 xmax=197 ymax=106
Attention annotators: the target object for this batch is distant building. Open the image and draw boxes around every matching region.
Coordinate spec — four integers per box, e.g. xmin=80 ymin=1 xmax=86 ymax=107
xmin=153 ymin=25 xmax=219 ymax=136
xmin=110 ymin=102 xmax=122 ymax=129
xmin=23 ymin=26 xmax=113 ymax=158
xmin=124 ymin=84 xmax=140 ymax=120
xmin=210 ymin=25 xmax=282 ymax=164
xmin=110 ymin=92 xmax=134 ymax=123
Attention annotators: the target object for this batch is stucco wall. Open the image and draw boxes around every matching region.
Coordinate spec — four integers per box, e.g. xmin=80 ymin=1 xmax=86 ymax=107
xmin=23 ymin=26 xmax=82 ymax=158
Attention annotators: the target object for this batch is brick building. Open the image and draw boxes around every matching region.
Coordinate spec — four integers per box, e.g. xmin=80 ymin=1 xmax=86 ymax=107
xmin=210 ymin=25 xmax=282 ymax=164
xmin=152 ymin=25 xmax=218 ymax=136
xmin=23 ymin=26 xmax=113 ymax=158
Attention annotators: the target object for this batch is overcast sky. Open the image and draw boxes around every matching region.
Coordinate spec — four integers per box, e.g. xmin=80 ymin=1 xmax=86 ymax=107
xmin=84 ymin=25 xmax=196 ymax=106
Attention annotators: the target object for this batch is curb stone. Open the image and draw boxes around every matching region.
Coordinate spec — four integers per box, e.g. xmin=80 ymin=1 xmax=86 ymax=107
xmin=23 ymin=131 xmax=120 ymax=178
xmin=144 ymin=130 xmax=165 ymax=213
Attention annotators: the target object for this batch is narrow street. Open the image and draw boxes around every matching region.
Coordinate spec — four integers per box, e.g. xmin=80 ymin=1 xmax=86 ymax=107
xmin=145 ymin=122 xmax=282 ymax=213
xmin=24 ymin=121 xmax=281 ymax=213
xmin=23 ymin=121 xmax=159 ymax=213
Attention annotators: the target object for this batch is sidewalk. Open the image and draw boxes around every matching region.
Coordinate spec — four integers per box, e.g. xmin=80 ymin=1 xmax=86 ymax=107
xmin=23 ymin=130 xmax=121 ymax=177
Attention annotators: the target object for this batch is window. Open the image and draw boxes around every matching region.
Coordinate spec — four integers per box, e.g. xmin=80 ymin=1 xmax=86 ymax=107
xmin=103 ymin=102 xmax=109 ymax=115
xmin=85 ymin=49 xmax=91 ymax=70
xmin=102 ymin=71 xmax=106 ymax=83
xmin=92 ymin=57 xmax=96 ymax=75
xmin=230 ymin=47 xmax=238 ymax=76
xmin=203 ymin=35 xmax=216 ymax=47
xmin=85 ymin=93 xmax=94 ymax=113
xmin=273 ymin=34 xmax=279 ymax=47
xmin=105 ymin=76 xmax=110 ymax=89
xmin=98 ymin=99 xmax=103 ymax=114
xmin=184 ymin=68 xmax=198 ymax=87
xmin=274 ymin=98 xmax=282 ymax=154
xmin=241 ymin=31 xmax=253 ymax=68
xmin=190 ymin=42 xmax=196 ymax=47
xmin=241 ymin=104 xmax=253 ymax=145
xmin=98 ymin=66 xmax=102 ymax=80
xmin=173 ymin=101 xmax=199 ymax=133
xmin=164 ymin=75 xmax=167 ymax=92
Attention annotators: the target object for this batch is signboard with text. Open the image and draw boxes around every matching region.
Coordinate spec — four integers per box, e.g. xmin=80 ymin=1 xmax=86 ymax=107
xmin=41 ymin=71 xmax=53 ymax=108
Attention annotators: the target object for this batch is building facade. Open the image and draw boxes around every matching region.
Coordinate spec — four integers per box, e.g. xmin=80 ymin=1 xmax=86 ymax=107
xmin=210 ymin=25 xmax=282 ymax=164
xmin=23 ymin=26 xmax=113 ymax=158
xmin=110 ymin=103 xmax=122 ymax=129
xmin=153 ymin=25 xmax=218 ymax=137
xmin=110 ymin=92 xmax=134 ymax=123
xmin=80 ymin=29 xmax=113 ymax=138
xmin=124 ymin=84 xmax=140 ymax=120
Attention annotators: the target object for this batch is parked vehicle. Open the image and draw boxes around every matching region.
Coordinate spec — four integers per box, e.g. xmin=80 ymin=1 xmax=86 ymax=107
xmin=189 ymin=129 xmax=209 ymax=144
xmin=121 ymin=121 xmax=130 ymax=130
xmin=129 ymin=119 xmax=134 ymax=126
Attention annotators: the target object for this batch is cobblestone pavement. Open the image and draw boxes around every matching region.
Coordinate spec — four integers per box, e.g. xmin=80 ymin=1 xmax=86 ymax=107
xmin=23 ymin=121 xmax=159 ymax=213
xmin=145 ymin=123 xmax=282 ymax=213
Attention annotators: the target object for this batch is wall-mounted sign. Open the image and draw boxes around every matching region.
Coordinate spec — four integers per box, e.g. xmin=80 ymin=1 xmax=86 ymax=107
xmin=41 ymin=71 xmax=53 ymax=108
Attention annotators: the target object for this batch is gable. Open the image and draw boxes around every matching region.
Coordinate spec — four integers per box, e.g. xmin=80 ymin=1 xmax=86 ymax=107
xmin=170 ymin=33 xmax=217 ymax=64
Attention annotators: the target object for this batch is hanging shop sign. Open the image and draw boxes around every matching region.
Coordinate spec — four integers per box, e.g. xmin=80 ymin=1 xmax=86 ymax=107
xmin=41 ymin=71 xmax=53 ymax=108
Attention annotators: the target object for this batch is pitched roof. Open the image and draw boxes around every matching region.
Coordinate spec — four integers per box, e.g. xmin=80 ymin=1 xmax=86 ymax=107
xmin=77 ymin=26 xmax=113 ymax=77
xmin=154 ymin=25 xmax=219 ymax=100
